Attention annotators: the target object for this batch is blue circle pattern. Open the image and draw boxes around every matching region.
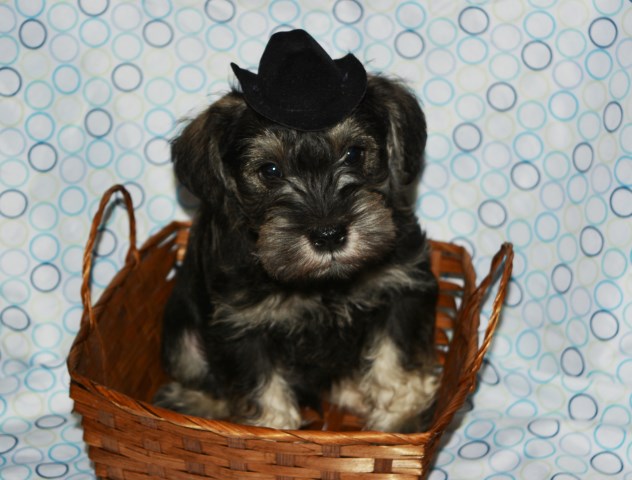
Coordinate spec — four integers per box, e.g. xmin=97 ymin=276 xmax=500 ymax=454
xmin=0 ymin=1 xmax=631 ymax=479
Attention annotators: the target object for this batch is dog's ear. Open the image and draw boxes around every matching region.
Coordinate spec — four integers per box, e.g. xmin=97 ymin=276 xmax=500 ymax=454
xmin=171 ymin=92 xmax=246 ymax=204
xmin=367 ymin=76 xmax=427 ymax=190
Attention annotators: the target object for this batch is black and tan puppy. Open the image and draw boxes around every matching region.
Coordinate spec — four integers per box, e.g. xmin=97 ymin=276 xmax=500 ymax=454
xmin=154 ymin=30 xmax=438 ymax=432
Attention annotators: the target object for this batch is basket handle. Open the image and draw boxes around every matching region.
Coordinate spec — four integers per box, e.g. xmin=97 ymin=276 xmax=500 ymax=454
xmin=465 ymin=242 xmax=514 ymax=381
xmin=428 ymin=243 xmax=513 ymax=439
xmin=81 ymin=184 xmax=140 ymax=330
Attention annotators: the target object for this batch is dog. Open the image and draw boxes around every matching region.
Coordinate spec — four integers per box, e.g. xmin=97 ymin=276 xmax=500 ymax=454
xmin=154 ymin=30 xmax=439 ymax=432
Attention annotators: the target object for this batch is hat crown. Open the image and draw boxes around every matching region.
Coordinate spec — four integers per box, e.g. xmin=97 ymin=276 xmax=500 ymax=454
xmin=231 ymin=29 xmax=367 ymax=131
xmin=259 ymin=30 xmax=342 ymax=111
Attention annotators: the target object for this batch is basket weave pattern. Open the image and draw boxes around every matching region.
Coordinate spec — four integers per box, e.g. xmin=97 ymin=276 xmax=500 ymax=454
xmin=68 ymin=185 xmax=513 ymax=479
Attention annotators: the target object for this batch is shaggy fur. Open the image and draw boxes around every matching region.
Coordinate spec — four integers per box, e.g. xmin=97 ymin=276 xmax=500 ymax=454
xmin=154 ymin=75 xmax=439 ymax=432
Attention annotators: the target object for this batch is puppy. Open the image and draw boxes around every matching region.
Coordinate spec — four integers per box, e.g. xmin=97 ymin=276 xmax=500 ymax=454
xmin=154 ymin=33 xmax=438 ymax=433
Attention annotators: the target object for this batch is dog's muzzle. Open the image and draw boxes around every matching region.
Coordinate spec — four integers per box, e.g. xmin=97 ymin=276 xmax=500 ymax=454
xmin=309 ymin=224 xmax=347 ymax=252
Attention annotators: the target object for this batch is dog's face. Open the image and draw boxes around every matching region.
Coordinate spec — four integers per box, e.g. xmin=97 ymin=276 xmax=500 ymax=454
xmin=172 ymin=76 xmax=427 ymax=283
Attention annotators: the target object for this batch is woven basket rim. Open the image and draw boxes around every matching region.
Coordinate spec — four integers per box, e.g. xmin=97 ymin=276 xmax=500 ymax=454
xmin=71 ymin=369 xmax=436 ymax=444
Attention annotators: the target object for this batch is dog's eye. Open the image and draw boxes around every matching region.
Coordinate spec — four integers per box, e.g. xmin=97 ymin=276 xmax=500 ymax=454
xmin=259 ymin=162 xmax=282 ymax=180
xmin=343 ymin=146 xmax=365 ymax=165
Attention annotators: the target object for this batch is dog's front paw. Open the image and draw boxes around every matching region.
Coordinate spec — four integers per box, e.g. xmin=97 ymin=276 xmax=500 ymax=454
xmin=153 ymin=381 xmax=230 ymax=419
xmin=364 ymin=372 xmax=439 ymax=432
xmin=248 ymin=403 xmax=302 ymax=430
xmin=360 ymin=335 xmax=440 ymax=432
xmin=244 ymin=373 xmax=302 ymax=430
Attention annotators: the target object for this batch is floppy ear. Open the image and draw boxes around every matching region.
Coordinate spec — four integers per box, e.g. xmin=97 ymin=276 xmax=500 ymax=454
xmin=171 ymin=92 xmax=246 ymax=205
xmin=367 ymin=76 xmax=427 ymax=189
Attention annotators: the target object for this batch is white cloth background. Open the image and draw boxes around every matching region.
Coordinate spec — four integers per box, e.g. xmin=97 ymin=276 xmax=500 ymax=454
xmin=0 ymin=1 xmax=631 ymax=478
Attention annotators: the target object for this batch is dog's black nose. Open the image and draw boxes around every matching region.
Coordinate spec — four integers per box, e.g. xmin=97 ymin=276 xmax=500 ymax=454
xmin=309 ymin=225 xmax=347 ymax=252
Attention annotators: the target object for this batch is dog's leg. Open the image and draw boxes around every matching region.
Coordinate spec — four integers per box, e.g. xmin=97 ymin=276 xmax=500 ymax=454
xmin=165 ymin=328 xmax=210 ymax=384
xmin=361 ymin=334 xmax=438 ymax=432
xmin=242 ymin=371 xmax=302 ymax=430
xmin=153 ymin=381 xmax=230 ymax=419
xmin=329 ymin=376 xmax=370 ymax=418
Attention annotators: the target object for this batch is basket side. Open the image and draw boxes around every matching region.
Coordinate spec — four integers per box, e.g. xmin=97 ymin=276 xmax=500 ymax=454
xmin=423 ymin=242 xmax=513 ymax=469
xmin=428 ymin=240 xmax=478 ymax=393
xmin=422 ymin=242 xmax=480 ymax=466
xmin=68 ymin=223 xmax=182 ymax=402
xmin=71 ymin=376 xmax=435 ymax=480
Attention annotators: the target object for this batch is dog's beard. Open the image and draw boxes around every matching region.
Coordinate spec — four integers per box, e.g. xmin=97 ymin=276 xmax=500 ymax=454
xmin=256 ymin=191 xmax=396 ymax=282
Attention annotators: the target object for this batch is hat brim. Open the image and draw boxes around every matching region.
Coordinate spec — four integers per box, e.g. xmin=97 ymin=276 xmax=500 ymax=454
xmin=232 ymin=54 xmax=367 ymax=131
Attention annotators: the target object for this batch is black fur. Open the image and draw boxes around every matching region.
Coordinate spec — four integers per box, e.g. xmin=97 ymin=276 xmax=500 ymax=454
xmin=155 ymin=75 xmax=438 ymax=431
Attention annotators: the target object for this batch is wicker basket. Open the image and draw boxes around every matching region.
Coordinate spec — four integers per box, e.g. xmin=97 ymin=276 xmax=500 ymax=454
xmin=68 ymin=185 xmax=513 ymax=480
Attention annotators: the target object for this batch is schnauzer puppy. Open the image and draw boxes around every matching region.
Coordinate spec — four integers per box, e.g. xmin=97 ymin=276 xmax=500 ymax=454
xmin=155 ymin=32 xmax=438 ymax=433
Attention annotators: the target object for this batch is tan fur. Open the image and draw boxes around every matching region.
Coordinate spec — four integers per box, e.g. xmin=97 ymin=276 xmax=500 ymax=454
xmin=332 ymin=334 xmax=439 ymax=432
xmin=217 ymin=248 xmax=434 ymax=334
xmin=242 ymin=130 xmax=287 ymax=191
xmin=329 ymin=376 xmax=370 ymax=417
xmin=362 ymin=335 xmax=438 ymax=431
xmin=214 ymin=290 xmax=328 ymax=333
xmin=170 ymin=330 xmax=208 ymax=383
xmin=256 ymin=191 xmax=396 ymax=282
xmin=155 ymin=382 xmax=230 ymax=419
xmin=326 ymin=117 xmax=365 ymax=150
xmin=245 ymin=372 xmax=301 ymax=430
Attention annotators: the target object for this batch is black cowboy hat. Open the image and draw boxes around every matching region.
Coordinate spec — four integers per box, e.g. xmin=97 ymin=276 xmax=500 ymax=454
xmin=231 ymin=29 xmax=367 ymax=131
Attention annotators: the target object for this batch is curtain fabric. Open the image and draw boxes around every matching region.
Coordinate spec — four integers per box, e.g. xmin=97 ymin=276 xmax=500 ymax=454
xmin=0 ymin=1 xmax=630 ymax=478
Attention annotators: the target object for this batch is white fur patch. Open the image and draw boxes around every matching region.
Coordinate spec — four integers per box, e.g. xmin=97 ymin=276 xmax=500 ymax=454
xmin=171 ymin=329 xmax=208 ymax=383
xmin=333 ymin=335 xmax=438 ymax=432
xmin=272 ymin=192 xmax=396 ymax=280
xmin=363 ymin=335 xmax=438 ymax=431
xmin=248 ymin=372 xmax=301 ymax=430
xmin=329 ymin=376 xmax=370 ymax=417
xmin=257 ymin=191 xmax=396 ymax=282
xmin=217 ymin=248 xmax=434 ymax=333
xmin=154 ymin=382 xmax=230 ymax=419
xmin=214 ymin=291 xmax=328 ymax=333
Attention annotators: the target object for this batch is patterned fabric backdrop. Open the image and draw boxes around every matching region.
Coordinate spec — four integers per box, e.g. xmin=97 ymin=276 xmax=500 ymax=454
xmin=0 ymin=1 xmax=631 ymax=478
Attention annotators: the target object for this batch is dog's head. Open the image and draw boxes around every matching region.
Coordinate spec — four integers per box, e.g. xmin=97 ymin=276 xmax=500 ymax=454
xmin=172 ymin=75 xmax=427 ymax=283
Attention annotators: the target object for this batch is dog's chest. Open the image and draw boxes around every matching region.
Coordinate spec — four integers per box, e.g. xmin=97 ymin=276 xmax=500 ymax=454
xmin=214 ymin=261 xmax=427 ymax=333
xmin=214 ymin=289 xmax=365 ymax=340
